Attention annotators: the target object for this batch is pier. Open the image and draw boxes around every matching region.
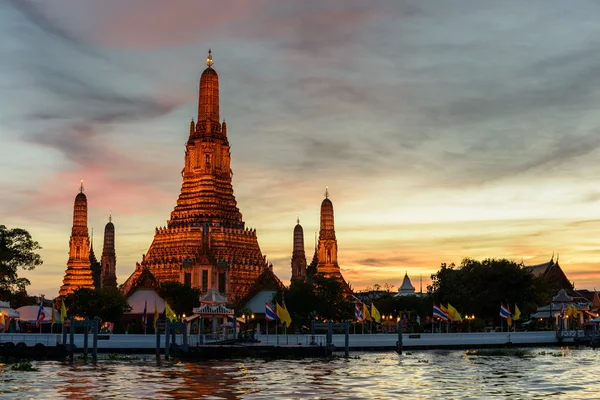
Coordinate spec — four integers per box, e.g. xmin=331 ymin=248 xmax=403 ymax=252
xmin=0 ymin=330 xmax=575 ymax=359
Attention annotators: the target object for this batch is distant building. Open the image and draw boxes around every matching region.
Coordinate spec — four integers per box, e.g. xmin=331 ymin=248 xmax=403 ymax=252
xmin=396 ymin=272 xmax=416 ymax=297
xmin=523 ymin=255 xmax=572 ymax=294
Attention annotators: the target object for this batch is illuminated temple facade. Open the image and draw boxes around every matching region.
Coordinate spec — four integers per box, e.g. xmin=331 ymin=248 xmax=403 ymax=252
xmin=121 ymin=50 xmax=269 ymax=304
xmin=59 ymin=183 xmax=96 ymax=296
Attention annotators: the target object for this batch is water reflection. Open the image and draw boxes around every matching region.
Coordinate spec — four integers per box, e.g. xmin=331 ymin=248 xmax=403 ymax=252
xmin=0 ymin=349 xmax=599 ymax=398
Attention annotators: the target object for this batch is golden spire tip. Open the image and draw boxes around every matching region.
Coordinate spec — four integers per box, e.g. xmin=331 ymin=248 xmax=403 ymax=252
xmin=206 ymin=48 xmax=214 ymax=67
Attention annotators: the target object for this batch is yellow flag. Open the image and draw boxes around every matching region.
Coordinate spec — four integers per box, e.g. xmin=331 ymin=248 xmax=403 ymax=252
xmin=276 ymin=302 xmax=292 ymax=328
xmin=447 ymin=303 xmax=463 ymax=322
xmin=51 ymin=306 xmax=56 ymax=326
xmin=514 ymin=304 xmax=521 ymax=321
xmin=60 ymin=300 xmax=67 ymax=323
xmin=440 ymin=304 xmax=448 ymax=316
xmin=153 ymin=301 xmax=159 ymax=329
xmin=363 ymin=303 xmax=372 ymax=321
xmin=165 ymin=302 xmax=177 ymax=322
xmin=371 ymin=304 xmax=381 ymax=323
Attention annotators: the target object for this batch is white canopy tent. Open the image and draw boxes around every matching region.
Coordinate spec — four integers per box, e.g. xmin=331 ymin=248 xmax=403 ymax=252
xmin=16 ymin=305 xmax=59 ymax=323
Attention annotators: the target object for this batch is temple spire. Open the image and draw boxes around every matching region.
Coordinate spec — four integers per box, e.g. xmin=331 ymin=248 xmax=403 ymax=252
xmin=297 ymin=214 xmax=300 ymax=225
xmin=109 ymin=211 xmax=112 ymax=223
xmin=80 ymin=180 xmax=84 ymax=193
xmin=325 ymin=185 xmax=329 ymax=199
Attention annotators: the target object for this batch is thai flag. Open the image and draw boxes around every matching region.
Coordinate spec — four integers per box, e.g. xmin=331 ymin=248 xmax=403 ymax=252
xmin=499 ymin=303 xmax=511 ymax=319
xmin=433 ymin=304 xmax=448 ymax=321
xmin=142 ymin=300 xmax=147 ymax=329
xmin=355 ymin=303 xmax=364 ymax=321
xmin=265 ymin=302 xmax=278 ymax=321
xmin=36 ymin=299 xmax=45 ymax=328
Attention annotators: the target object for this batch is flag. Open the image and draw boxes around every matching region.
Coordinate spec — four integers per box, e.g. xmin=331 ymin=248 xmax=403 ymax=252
xmin=276 ymin=302 xmax=292 ymax=328
xmin=265 ymin=302 xmax=278 ymax=321
xmin=440 ymin=304 xmax=449 ymax=316
xmin=142 ymin=300 xmax=147 ymax=329
xmin=499 ymin=303 xmax=511 ymax=320
xmin=51 ymin=306 xmax=56 ymax=327
xmin=371 ymin=303 xmax=381 ymax=323
xmin=153 ymin=301 xmax=159 ymax=329
xmin=514 ymin=304 xmax=521 ymax=321
xmin=447 ymin=303 xmax=463 ymax=322
xmin=60 ymin=300 xmax=67 ymax=323
xmin=363 ymin=303 xmax=372 ymax=321
xmin=433 ymin=304 xmax=449 ymax=321
xmin=36 ymin=298 xmax=45 ymax=328
xmin=507 ymin=304 xmax=512 ymax=326
xmin=165 ymin=302 xmax=177 ymax=322
xmin=354 ymin=303 xmax=364 ymax=321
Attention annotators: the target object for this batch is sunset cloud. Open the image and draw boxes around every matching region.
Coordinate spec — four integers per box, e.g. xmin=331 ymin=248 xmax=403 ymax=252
xmin=3 ymin=1 xmax=600 ymax=296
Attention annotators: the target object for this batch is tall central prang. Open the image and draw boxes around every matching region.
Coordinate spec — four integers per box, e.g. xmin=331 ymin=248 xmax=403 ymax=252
xmin=121 ymin=50 xmax=268 ymax=304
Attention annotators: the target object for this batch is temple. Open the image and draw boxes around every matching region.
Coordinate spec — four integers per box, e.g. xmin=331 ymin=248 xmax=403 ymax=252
xmin=121 ymin=50 xmax=269 ymax=304
xmin=396 ymin=272 xmax=416 ymax=296
xmin=290 ymin=216 xmax=307 ymax=281
xmin=101 ymin=214 xmax=118 ymax=289
xmin=290 ymin=188 xmax=352 ymax=292
xmin=316 ymin=187 xmax=345 ymax=280
xmin=523 ymin=255 xmax=572 ymax=294
xmin=59 ymin=182 xmax=95 ymax=296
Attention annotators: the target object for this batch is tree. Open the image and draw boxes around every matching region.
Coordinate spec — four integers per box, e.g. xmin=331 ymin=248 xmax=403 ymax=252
xmin=0 ymin=225 xmax=42 ymax=299
xmin=158 ymin=282 xmax=200 ymax=316
xmin=63 ymin=287 xmax=131 ymax=323
xmin=275 ymin=275 xmax=354 ymax=330
xmin=428 ymin=258 xmax=549 ymax=322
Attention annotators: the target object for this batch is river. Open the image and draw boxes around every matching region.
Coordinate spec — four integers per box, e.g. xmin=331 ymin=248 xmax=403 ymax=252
xmin=1 ymin=348 xmax=599 ymax=399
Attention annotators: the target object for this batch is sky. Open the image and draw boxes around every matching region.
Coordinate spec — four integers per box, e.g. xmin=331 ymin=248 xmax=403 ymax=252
xmin=2 ymin=0 xmax=600 ymax=298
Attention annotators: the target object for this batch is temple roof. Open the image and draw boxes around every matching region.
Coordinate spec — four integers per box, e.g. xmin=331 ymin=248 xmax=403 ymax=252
xmin=399 ymin=273 xmax=415 ymax=292
xmin=200 ymin=288 xmax=228 ymax=305
xmin=235 ymin=266 xmax=284 ymax=309
xmin=552 ymin=288 xmax=573 ymax=303
xmin=120 ymin=267 xmax=160 ymax=298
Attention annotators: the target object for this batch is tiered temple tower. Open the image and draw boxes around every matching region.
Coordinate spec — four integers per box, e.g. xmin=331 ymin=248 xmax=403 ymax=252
xmin=290 ymin=216 xmax=307 ymax=281
xmin=317 ymin=187 xmax=342 ymax=277
xmin=121 ymin=50 xmax=268 ymax=304
xmin=101 ymin=214 xmax=118 ymax=289
xmin=59 ymin=182 xmax=95 ymax=296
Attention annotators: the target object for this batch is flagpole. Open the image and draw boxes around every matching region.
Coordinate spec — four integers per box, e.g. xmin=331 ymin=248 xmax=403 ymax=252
xmin=266 ymin=320 xmax=269 ymax=344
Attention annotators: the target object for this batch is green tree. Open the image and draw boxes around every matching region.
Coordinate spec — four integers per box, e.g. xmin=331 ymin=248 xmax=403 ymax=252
xmin=428 ymin=258 xmax=549 ymax=322
xmin=63 ymin=287 xmax=131 ymax=323
xmin=0 ymin=225 xmax=42 ymax=300
xmin=158 ymin=282 xmax=200 ymax=316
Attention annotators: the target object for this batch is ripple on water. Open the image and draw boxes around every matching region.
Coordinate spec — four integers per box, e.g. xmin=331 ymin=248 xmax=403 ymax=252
xmin=1 ymin=349 xmax=600 ymax=398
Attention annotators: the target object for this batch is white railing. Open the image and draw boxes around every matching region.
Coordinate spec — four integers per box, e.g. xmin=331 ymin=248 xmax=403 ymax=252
xmin=258 ymin=334 xmax=327 ymax=346
xmin=0 ymin=334 xmax=61 ymax=346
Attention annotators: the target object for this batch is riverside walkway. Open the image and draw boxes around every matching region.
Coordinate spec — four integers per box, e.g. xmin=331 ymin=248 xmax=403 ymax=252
xmin=0 ymin=331 xmax=564 ymax=353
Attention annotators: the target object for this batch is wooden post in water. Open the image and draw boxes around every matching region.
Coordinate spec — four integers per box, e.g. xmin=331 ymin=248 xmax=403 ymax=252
xmin=165 ymin=319 xmax=170 ymax=360
xmin=344 ymin=321 xmax=349 ymax=358
xmin=62 ymin=320 xmax=67 ymax=345
xmin=396 ymin=321 xmax=403 ymax=355
xmin=69 ymin=316 xmax=75 ymax=362
xmin=92 ymin=317 xmax=98 ymax=360
xmin=83 ymin=317 xmax=89 ymax=359
xmin=156 ymin=322 xmax=161 ymax=358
